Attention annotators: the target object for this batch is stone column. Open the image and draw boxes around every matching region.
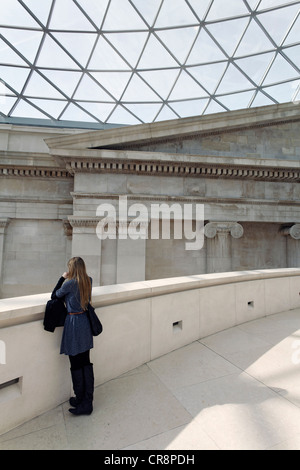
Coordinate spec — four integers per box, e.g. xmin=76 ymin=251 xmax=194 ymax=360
xmin=0 ymin=218 xmax=10 ymax=286
xmin=204 ymin=222 xmax=244 ymax=273
xmin=281 ymin=224 xmax=300 ymax=268
xmin=68 ymin=217 xmax=102 ymax=286
xmin=116 ymin=221 xmax=148 ymax=284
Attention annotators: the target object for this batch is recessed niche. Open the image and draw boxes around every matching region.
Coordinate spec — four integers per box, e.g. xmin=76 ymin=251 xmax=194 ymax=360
xmin=248 ymin=301 xmax=254 ymax=308
xmin=173 ymin=320 xmax=183 ymax=333
xmin=0 ymin=377 xmax=22 ymax=404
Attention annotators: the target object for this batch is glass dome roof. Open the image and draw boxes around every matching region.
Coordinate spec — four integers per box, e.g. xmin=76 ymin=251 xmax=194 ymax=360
xmin=0 ymin=0 xmax=300 ymax=128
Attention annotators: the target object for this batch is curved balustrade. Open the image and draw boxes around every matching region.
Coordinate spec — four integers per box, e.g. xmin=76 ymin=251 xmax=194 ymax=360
xmin=1 ymin=268 xmax=300 ymax=435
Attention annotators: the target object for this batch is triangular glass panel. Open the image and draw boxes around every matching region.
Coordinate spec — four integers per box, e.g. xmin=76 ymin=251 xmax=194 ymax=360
xmin=234 ymin=52 xmax=275 ymax=85
xmin=217 ymin=91 xmax=255 ymax=110
xmin=206 ymin=18 xmax=249 ymax=56
xmin=122 ymin=75 xmax=160 ymax=102
xmin=263 ymin=80 xmax=300 ymax=103
xmin=131 ymin=0 xmax=162 ymax=26
xmin=187 ymin=0 xmax=212 ymax=20
xmin=0 ymin=80 xmax=15 ymax=98
xmin=206 ymin=0 xmax=249 ymax=21
xmin=251 ymin=91 xmax=276 ymax=107
xmin=0 ymin=96 xmax=17 ymax=116
xmin=125 ymin=103 xmax=163 ymax=122
xmin=79 ymin=102 xmax=116 ymax=122
xmin=283 ymin=14 xmax=300 ymax=45
xmin=170 ymin=98 xmax=209 ymax=118
xmin=28 ymin=99 xmax=68 ymax=119
xmin=49 ymin=0 xmax=96 ymax=31
xmin=75 ymin=0 xmax=110 ymax=29
xmin=258 ymin=0 xmax=295 ymax=10
xmin=156 ymin=27 xmax=199 ymax=63
xmin=234 ymin=19 xmax=275 ymax=56
xmin=52 ymin=33 xmax=97 ymax=68
xmin=21 ymin=0 xmax=53 ymax=26
xmin=0 ymin=0 xmax=41 ymax=28
xmin=257 ymin=5 xmax=300 ymax=46
xmin=294 ymin=87 xmax=300 ymax=103
xmin=105 ymin=32 xmax=148 ymax=68
xmin=73 ymin=74 xmax=114 ymax=101
xmin=169 ymin=70 xmax=209 ymax=100
xmin=61 ymin=103 xmax=98 ymax=122
xmin=188 ymin=62 xmax=227 ymax=93
xmin=11 ymin=100 xmax=50 ymax=119
xmin=91 ymin=72 xmax=131 ymax=100
xmin=41 ymin=70 xmax=82 ymax=97
xmin=0 ymin=65 xmax=30 ymax=93
xmin=186 ymin=28 xmax=228 ymax=65
xmin=263 ymin=54 xmax=298 ymax=85
xmin=244 ymin=0 xmax=260 ymax=10
xmin=88 ymin=36 xmax=130 ymax=70
xmin=216 ymin=64 xmax=255 ymax=94
xmin=24 ymin=71 xmax=65 ymax=99
xmin=138 ymin=34 xmax=179 ymax=69
xmin=0 ymin=37 xmax=28 ymax=66
xmin=0 ymin=28 xmax=43 ymax=64
xmin=155 ymin=0 xmax=198 ymax=27
xmin=155 ymin=105 xmax=179 ymax=122
xmin=36 ymin=36 xmax=80 ymax=69
xmin=203 ymin=99 xmax=227 ymax=115
xmin=22 ymin=73 xmax=62 ymax=100
xmin=138 ymin=69 xmax=180 ymax=100
xmin=283 ymin=45 xmax=300 ymax=70
xmin=103 ymin=0 xmax=147 ymax=30
xmin=107 ymin=105 xmax=141 ymax=125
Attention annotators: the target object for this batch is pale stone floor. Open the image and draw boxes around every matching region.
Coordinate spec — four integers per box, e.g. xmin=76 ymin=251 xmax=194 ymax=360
xmin=2 ymin=309 xmax=300 ymax=450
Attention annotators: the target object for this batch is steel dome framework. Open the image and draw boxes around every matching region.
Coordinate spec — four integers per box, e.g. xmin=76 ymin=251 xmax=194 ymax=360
xmin=0 ymin=0 xmax=300 ymax=128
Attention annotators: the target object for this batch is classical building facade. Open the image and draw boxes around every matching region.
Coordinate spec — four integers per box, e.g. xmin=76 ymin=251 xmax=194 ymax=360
xmin=1 ymin=101 xmax=300 ymax=298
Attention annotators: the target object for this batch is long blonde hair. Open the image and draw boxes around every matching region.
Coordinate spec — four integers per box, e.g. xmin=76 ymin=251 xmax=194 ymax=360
xmin=67 ymin=257 xmax=91 ymax=310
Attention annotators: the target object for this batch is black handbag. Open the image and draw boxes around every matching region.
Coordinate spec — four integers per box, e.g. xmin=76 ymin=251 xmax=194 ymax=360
xmin=86 ymin=303 xmax=103 ymax=336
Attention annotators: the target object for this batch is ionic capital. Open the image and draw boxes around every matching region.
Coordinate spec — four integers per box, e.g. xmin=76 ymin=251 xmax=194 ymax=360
xmin=281 ymin=224 xmax=300 ymax=240
xmin=204 ymin=222 xmax=244 ymax=239
xmin=0 ymin=218 xmax=10 ymax=234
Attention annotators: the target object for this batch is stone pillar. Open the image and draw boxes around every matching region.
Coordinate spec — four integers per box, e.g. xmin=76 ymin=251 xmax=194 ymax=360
xmin=68 ymin=217 xmax=102 ymax=286
xmin=281 ymin=224 xmax=300 ymax=268
xmin=204 ymin=222 xmax=244 ymax=273
xmin=116 ymin=221 xmax=147 ymax=284
xmin=0 ymin=219 xmax=10 ymax=287
xmin=63 ymin=219 xmax=73 ymax=266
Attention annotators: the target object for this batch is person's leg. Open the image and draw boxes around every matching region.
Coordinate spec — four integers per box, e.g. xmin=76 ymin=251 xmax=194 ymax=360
xmin=69 ymin=351 xmax=94 ymax=416
xmin=69 ymin=354 xmax=85 ymax=407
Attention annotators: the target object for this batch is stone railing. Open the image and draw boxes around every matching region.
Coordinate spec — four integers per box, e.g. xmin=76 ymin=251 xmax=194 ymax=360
xmin=1 ymin=268 xmax=300 ymax=435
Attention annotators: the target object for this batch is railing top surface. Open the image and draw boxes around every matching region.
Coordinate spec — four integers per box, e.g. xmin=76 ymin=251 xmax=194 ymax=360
xmin=1 ymin=268 xmax=300 ymax=328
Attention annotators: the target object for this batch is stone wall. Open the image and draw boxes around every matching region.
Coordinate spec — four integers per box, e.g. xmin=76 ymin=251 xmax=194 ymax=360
xmin=1 ymin=103 xmax=300 ymax=297
xmin=117 ymin=120 xmax=300 ymax=161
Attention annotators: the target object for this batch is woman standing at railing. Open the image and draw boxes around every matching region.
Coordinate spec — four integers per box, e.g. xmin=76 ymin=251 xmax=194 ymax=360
xmin=51 ymin=257 xmax=94 ymax=416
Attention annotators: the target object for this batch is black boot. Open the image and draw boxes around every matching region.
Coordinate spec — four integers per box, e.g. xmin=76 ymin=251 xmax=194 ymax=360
xmin=69 ymin=364 xmax=94 ymax=416
xmin=69 ymin=368 xmax=84 ymax=408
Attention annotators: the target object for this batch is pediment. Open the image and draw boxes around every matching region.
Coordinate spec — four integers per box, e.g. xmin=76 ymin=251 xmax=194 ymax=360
xmin=44 ymin=102 xmax=300 ymax=152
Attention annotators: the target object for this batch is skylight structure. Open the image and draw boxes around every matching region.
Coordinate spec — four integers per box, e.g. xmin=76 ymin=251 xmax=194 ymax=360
xmin=0 ymin=0 xmax=299 ymax=127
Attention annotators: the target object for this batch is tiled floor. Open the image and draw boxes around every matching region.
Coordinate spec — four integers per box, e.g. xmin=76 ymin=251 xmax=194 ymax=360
xmin=1 ymin=309 xmax=300 ymax=450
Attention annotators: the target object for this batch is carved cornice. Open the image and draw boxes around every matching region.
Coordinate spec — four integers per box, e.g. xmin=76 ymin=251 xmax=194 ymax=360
xmin=64 ymin=157 xmax=300 ymax=183
xmin=71 ymin=192 xmax=300 ymax=208
xmin=0 ymin=165 xmax=72 ymax=179
xmin=68 ymin=217 xmax=100 ymax=228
